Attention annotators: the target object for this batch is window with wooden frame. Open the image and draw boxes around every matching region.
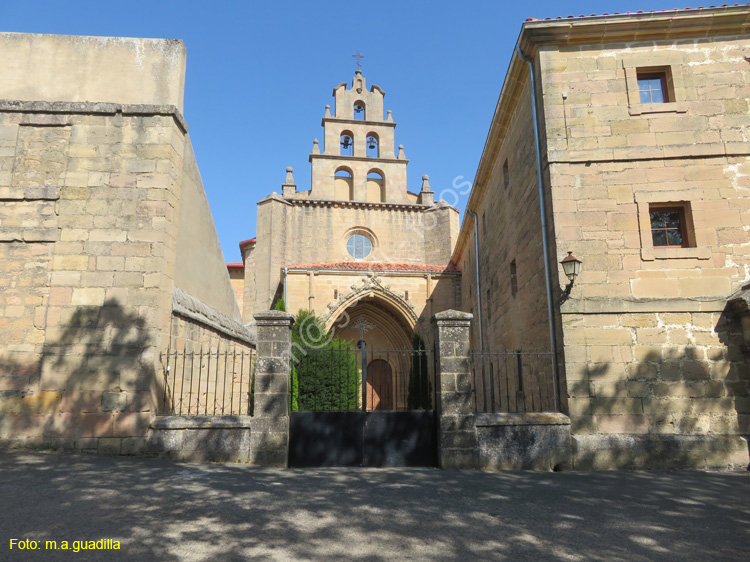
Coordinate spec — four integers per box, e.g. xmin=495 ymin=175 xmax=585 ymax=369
xmin=649 ymin=205 xmax=689 ymax=248
xmin=637 ymin=68 xmax=673 ymax=104
xmin=622 ymin=54 xmax=687 ymax=116
xmin=635 ymin=192 xmax=707 ymax=261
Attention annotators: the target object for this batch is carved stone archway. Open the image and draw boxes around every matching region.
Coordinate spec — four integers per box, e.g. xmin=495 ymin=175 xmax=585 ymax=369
xmin=322 ymin=274 xmax=418 ymax=334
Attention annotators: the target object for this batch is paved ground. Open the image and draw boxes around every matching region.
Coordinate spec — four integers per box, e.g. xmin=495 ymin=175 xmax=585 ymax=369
xmin=0 ymin=451 xmax=748 ymax=561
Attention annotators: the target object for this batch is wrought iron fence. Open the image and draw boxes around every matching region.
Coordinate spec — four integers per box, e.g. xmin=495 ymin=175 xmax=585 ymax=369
xmin=292 ymin=345 xmax=435 ymax=412
xmin=471 ymin=351 xmax=556 ymax=413
xmin=160 ymin=346 xmax=256 ymax=416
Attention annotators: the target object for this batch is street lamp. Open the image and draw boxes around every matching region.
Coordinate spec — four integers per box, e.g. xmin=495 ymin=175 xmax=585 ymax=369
xmin=560 ymin=251 xmax=582 ymax=303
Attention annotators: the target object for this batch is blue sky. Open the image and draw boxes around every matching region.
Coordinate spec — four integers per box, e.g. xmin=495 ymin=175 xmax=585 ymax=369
xmin=5 ymin=0 xmax=686 ymax=262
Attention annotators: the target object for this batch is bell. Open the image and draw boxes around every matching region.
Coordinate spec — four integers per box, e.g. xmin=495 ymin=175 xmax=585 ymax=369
xmin=342 ymin=136 xmax=352 ymax=149
xmin=354 ymin=104 xmax=364 ymax=113
xmin=368 ymin=138 xmax=376 ymax=150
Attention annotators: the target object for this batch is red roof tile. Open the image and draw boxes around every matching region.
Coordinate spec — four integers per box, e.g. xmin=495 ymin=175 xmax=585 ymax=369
xmin=226 ymin=262 xmax=243 ymax=269
xmin=238 ymin=237 xmax=256 ymax=248
xmin=286 ymin=261 xmax=461 ymax=273
xmin=525 ymin=4 xmax=745 ymax=21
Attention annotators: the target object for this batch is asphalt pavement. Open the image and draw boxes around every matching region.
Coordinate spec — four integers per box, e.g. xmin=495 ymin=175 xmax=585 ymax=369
xmin=0 ymin=450 xmax=748 ymax=561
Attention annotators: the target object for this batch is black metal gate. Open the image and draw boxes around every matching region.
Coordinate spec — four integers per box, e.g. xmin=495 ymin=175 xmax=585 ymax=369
xmin=288 ymin=343 xmax=437 ymax=467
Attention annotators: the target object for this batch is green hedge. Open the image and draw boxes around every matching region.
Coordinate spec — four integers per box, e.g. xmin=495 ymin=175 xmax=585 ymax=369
xmin=290 ymin=310 xmax=360 ymax=412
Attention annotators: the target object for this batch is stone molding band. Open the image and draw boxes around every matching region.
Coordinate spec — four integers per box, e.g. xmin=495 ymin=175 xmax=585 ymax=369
xmin=0 ymin=99 xmax=188 ymax=133
xmin=561 ymin=296 xmax=730 ymax=315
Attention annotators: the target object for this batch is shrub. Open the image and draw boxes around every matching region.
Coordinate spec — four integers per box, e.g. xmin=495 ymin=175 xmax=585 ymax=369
xmin=406 ymin=332 xmax=431 ymax=410
xmin=290 ymin=310 xmax=359 ymax=411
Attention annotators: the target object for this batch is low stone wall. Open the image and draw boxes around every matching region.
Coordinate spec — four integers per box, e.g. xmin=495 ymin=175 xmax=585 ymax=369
xmin=476 ymin=413 xmax=571 ymax=470
xmin=147 ymin=416 xmax=286 ymax=464
xmin=572 ymin=434 xmax=748 ymax=470
xmin=170 ymin=287 xmax=255 ymax=351
xmin=432 ymin=311 xmax=572 ymax=471
xmin=146 ymin=310 xmax=291 ymax=464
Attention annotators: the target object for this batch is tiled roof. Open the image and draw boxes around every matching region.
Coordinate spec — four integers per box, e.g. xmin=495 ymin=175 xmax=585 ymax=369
xmin=286 ymin=261 xmax=461 ymax=273
xmin=238 ymin=237 xmax=256 ymax=247
xmin=525 ymin=4 xmax=746 ymax=21
xmin=226 ymin=262 xmax=243 ymax=269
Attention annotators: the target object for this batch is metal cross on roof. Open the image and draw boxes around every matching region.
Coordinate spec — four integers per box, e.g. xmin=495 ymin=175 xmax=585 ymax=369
xmin=352 ymin=315 xmax=374 ymax=341
xmin=352 ymin=50 xmax=365 ymax=68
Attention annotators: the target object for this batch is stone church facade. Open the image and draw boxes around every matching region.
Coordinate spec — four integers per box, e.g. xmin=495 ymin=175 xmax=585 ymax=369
xmin=0 ymin=4 xmax=749 ymax=469
xmin=235 ymin=70 xmax=461 ymax=354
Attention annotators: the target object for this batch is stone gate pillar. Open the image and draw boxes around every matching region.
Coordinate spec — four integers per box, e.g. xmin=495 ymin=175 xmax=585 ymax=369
xmin=431 ymin=310 xmax=478 ymax=469
xmin=252 ymin=310 xmax=294 ymax=466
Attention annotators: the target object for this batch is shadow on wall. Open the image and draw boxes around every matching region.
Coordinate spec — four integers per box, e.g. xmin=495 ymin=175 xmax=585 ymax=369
xmin=570 ymin=304 xmax=749 ymax=470
xmin=717 ymin=302 xmax=750 ymax=463
xmin=0 ymin=300 xmax=158 ymax=447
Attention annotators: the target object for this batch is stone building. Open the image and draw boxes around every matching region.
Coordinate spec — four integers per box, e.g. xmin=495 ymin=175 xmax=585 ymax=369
xmin=235 ymin=70 xmax=461 ymax=356
xmin=456 ymin=5 xmax=750 ymax=468
xmin=0 ymin=33 xmax=255 ymax=455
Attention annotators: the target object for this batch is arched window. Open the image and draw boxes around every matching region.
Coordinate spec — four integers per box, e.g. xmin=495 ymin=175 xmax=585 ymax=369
xmin=366 ymin=133 xmax=379 ymax=158
xmin=340 ymin=131 xmax=354 ymax=156
xmin=334 ymin=167 xmax=353 ymax=201
xmin=353 ymin=101 xmax=366 ymax=121
xmin=366 ymin=170 xmax=385 ymax=203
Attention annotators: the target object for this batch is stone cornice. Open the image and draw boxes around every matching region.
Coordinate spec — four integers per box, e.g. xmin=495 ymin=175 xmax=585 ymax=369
xmin=289 ymin=197 xmax=427 ymax=211
xmin=321 ymin=117 xmax=396 ymax=128
xmin=520 ymin=6 xmax=750 ymax=51
xmin=548 ymin=142 xmax=750 ymax=165
xmin=0 ymin=99 xmax=188 ymax=133
xmin=285 ymin=267 xmax=460 ymax=277
xmin=560 ymin=296 xmax=729 ymax=315
xmin=308 ymin=153 xmax=408 ymax=165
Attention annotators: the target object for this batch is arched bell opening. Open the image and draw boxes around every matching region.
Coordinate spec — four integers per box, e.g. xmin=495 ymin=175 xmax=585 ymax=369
xmin=353 ymin=101 xmax=366 ymax=120
xmin=340 ymin=131 xmax=354 ymax=156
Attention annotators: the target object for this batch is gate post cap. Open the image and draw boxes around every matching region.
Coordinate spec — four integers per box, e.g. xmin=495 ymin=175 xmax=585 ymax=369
xmin=431 ymin=310 xmax=473 ymax=324
xmin=254 ymin=310 xmax=295 ymax=326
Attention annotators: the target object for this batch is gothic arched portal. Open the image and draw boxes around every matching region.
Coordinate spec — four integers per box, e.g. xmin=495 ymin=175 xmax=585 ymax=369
xmin=328 ymin=291 xmax=416 ymax=411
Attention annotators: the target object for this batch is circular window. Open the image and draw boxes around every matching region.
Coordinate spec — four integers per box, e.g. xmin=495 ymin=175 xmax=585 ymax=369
xmin=346 ymin=234 xmax=372 ymax=259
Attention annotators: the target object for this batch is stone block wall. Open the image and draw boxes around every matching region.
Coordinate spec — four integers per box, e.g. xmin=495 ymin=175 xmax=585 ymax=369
xmin=0 ymin=33 xmax=246 ymax=454
xmin=0 ymin=103 xmax=184 ymax=453
xmin=456 ymin=77 xmax=552 ymax=353
xmin=535 ymin=30 xmax=750 ymax=468
xmin=562 ymin=309 xmax=748 ymax=468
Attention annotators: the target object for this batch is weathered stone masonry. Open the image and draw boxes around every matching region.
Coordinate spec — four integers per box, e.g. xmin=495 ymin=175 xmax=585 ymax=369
xmin=0 ymin=34 xmax=246 ymax=456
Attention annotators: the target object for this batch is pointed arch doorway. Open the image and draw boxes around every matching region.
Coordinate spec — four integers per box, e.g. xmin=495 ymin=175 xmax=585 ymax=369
xmin=288 ymin=289 xmax=438 ymax=467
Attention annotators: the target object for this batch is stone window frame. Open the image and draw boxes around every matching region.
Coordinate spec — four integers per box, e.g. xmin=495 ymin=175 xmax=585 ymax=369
xmin=622 ymin=53 xmax=688 ymax=116
xmin=343 ymin=226 xmax=378 ymax=261
xmin=635 ymin=189 xmax=710 ymax=261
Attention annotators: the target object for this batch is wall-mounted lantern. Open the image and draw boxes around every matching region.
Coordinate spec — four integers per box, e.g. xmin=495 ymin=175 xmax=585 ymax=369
xmin=560 ymin=251 xmax=582 ymax=303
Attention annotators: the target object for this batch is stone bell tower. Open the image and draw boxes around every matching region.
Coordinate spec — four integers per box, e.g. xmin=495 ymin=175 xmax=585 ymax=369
xmin=308 ymin=69 xmax=413 ymax=204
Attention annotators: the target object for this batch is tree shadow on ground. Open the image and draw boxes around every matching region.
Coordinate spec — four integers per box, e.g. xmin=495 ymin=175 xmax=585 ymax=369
xmin=0 ymin=451 xmax=748 ymax=562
